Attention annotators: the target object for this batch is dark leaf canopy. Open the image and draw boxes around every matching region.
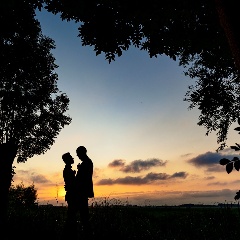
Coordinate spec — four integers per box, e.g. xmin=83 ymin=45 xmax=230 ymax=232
xmin=9 ymin=182 xmax=38 ymax=207
xmin=0 ymin=0 xmax=71 ymax=162
xmin=3 ymin=0 xmax=239 ymax=149
xmin=39 ymin=0 xmax=239 ymax=149
xmin=43 ymin=0 xmax=224 ymax=62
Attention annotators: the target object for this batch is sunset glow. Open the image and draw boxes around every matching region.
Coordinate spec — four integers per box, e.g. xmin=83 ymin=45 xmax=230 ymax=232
xmin=11 ymin=8 xmax=240 ymax=207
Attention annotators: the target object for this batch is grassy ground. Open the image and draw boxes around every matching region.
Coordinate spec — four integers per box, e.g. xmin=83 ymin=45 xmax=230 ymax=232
xmin=5 ymin=203 xmax=240 ymax=240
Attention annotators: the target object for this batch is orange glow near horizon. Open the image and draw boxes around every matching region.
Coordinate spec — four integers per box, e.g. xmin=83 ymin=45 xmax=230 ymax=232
xmin=13 ymin=152 xmax=240 ymax=207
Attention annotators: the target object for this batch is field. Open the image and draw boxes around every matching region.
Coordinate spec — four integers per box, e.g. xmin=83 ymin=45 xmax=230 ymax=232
xmin=5 ymin=202 xmax=240 ymax=240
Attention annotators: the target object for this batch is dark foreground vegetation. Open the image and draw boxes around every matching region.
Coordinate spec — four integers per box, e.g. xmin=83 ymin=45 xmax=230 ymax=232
xmin=5 ymin=201 xmax=240 ymax=240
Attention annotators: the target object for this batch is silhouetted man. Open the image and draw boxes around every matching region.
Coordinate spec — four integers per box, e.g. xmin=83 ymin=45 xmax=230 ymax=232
xmin=75 ymin=146 xmax=94 ymax=234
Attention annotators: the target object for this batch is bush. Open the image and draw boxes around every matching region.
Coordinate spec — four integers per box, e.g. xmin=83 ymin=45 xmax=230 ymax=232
xmin=8 ymin=182 xmax=37 ymax=208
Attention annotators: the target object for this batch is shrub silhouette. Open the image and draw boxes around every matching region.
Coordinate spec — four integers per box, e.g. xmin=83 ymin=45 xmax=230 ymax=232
xmin=8 ymin=182 xmax=37 ymax=208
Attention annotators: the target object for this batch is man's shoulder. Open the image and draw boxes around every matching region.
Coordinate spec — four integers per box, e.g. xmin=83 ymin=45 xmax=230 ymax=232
xmin=87 ymin=157 xmax=93 ymax=164
xmin=78 ymin=160 xmax=93 ymax=170
xmin=87 ymin=159 xmax=93 ymax=168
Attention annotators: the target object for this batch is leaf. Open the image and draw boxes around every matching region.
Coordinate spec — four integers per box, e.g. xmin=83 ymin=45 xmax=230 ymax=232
xmin=219 ymin=158 xmax=231 ymax=165
xmin=234 ymin=161 xmax=240 ymax=171
xmin=234 ymin=127 xmax=240 ymax=132
xmin=226 ymin=162 xmax=233 ymax=174
xmin=236 ymin=143 xmax=240 ymax=149
xmin=230 ymin=146 xmax=240 ymax=151
xmin=235 ymin=190 xmax=240 ymax=200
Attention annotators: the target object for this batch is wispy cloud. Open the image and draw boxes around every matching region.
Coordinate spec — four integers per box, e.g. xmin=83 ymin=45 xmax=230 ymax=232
xmin=14 ymin=170 xmax=53 ymax=184
xmin=96 ymin=171 xmax=188 ymax=185
xmin=203 ymin=177 xmax=240 ymax=187
xmin=92 ymin=189 xmax=238 ymax=206
xmin=108 ymin=159 xmax=125 ymax=168
xmin=178 ymin=189 xmax=234 ymax=200
xmin=204 ymin=176 xmax=215 ymax=180
xmin=220 ymin=147 xmax=238 ymax=155
xmin=108 ymin=158 xmax=167 ymax=173
xmin=181 ymin=153 xmax=192 ymax=158
xmin=207 ymin=181 xmax=229 ymax=186
xmin=170 ymin=172 xmax=188 ymax=178
xmin=30 ymin=174 xmax=51 ymax=184
xmin=205 ymin=165 xmax=226 ymax=172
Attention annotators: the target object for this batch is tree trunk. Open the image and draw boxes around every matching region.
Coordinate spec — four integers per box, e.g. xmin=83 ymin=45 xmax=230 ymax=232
xmin=0 ymin=141 xmax=18 ymax=236
xmin=215 ymin=0 xmax=240 ymax=72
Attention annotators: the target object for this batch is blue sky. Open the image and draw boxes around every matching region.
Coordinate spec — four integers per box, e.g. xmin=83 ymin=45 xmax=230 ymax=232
xmin=12 ymin=8 xmax=240 ymax=206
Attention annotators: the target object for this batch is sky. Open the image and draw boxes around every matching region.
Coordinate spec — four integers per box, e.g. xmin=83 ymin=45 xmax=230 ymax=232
xmin=12 ymin=8 xmax=240 ymax=206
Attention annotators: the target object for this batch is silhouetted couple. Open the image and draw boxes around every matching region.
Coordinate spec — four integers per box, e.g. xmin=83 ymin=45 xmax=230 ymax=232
xmin=62 ymin=146 xmax=94 ymax=238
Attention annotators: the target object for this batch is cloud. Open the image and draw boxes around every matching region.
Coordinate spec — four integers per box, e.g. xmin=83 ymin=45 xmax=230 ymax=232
xmin=232 ymin=180 xmax=240 ymax=184
xmin=220 ymin=147 xmax=237 ymax=155
xmin=204 ymin=176 xmax=215 ymax=180
xmin=30 ymin=174 xmax=51 ymax=184
xmin=170 ymin=172 xmax=188 ymax=178
xmin=93 ymin=168 xmax=102 ymax=178
xmin=91 ymin=189 xmax=238 ymax=206
xmin=108 ymin=158 xmax=167 ymax=173
xmin=207 ymin=179 xmax=240 ymax=188
xmin=16 ymin=170 xmax=29 ymax=175
xmin=205 ymin=165 xmax=226 ymax=172
xmin=207 ymin=181 xmax=229 ymax=186
xmin=108 ymin=159 xmax=125 ymax=168
xmin=181 ymin=153 xmax=192 ymax=158
xmin=14 ymin=170 xmax=52 ymax=184
xmin=96 ymin=178 xmax=115 ymax=185
xmin=180 ymin=189 xmax=233 ymax=199
xmin=96 ymin=171 xmax=188 ymax=185
xmin=187 ymin=151 xmax=237 ymax=171
xmin=188 ymin=151 xmax=223 ymax=166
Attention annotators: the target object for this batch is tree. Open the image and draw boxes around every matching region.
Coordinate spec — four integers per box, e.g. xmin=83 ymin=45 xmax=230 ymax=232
xmin=8 ymin=182 xmax=38 ymax=208
xmin=214 ymin=0 xmax=240 ymax=71
xmin=219 ymin=121 xmax=240 ymax=200
xmin=1 ymin=0 xmax=239 ymax=218
xmin=38 ymin=0 xmax=239 ymax=150
xmin=0 ymin=0 xmax=71 ymax=231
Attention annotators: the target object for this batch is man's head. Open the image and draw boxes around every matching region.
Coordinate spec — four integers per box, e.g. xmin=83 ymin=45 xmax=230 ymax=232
xmin=76 ymin=146 xmax=87 ymax=160
xmin=62 ymin=152 xmax=74 ymax=164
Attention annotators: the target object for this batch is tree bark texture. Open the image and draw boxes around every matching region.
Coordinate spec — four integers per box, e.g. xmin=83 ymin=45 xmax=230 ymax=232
xmin=215 ymin=0 xmax=240 ymax=72
xmin=0 ymin=142 xmax=18 ymax=235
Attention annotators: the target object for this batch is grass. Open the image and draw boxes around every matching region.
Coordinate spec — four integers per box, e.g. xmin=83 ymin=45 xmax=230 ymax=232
xmin=5 ymin=199 xmax=240 ymax=240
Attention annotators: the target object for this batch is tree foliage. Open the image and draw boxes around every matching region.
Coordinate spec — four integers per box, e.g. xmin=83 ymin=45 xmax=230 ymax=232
xmin=30 ymin=0 xmax=239 ymax=150
xmin=8 ymin=182 xmax=38 ymax=207
xmin=2 ymin=1 xmax=238 ymax=150
xmin=0 ymin=0 xmax=71 ymax=162
xmin=0 ymin=1 xmax=71 ymax=230
xmin=219 ymin=122 xmax=240 ymax=200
